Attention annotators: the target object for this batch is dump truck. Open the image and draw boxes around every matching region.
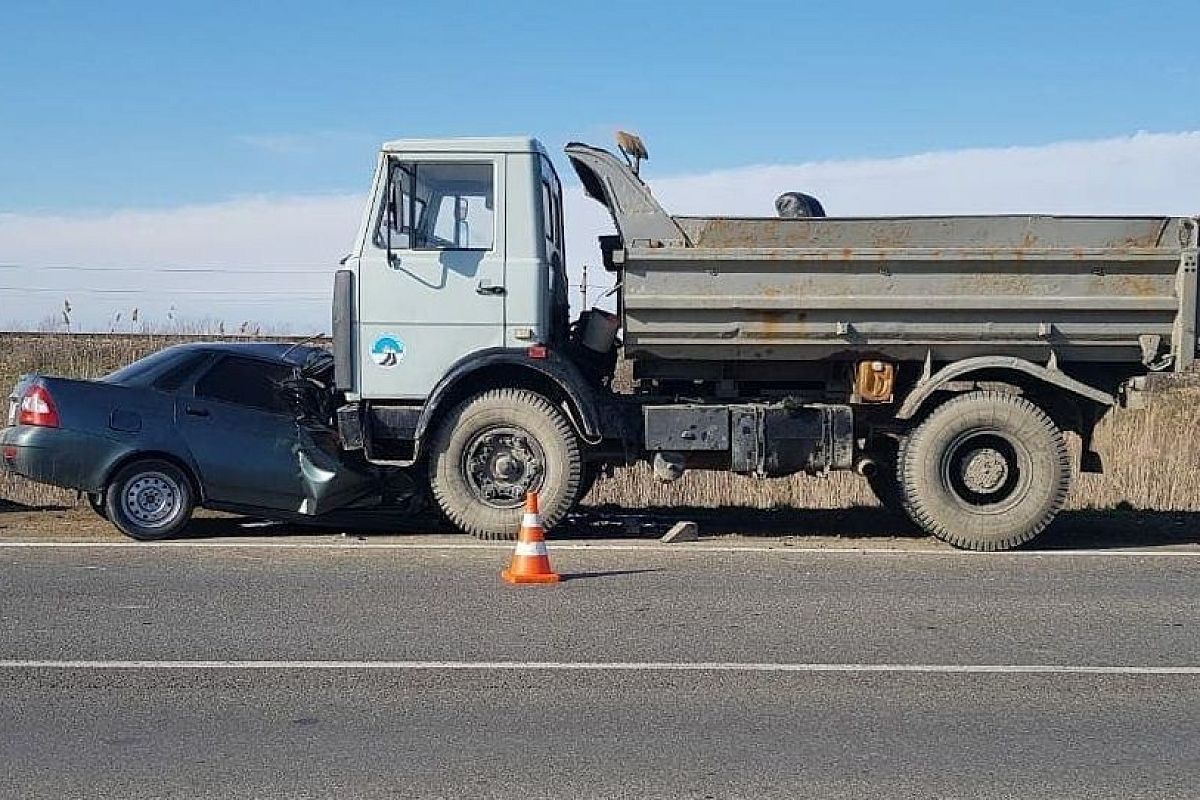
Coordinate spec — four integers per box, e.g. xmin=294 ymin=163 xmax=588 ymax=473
xmin=329 ymin=133 xmax=1199 ymax=550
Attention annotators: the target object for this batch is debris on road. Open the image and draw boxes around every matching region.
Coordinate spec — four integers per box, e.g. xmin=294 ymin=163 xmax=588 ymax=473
xmin=661 ymin=520 xmax=699 ymax=543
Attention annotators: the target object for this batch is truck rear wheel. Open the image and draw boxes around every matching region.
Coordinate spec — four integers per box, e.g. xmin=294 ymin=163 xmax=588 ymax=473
xmin=429 ymin=389 xmax=584 ymax=540
xmin=898 ymin=391 xmax=1071 ymax=551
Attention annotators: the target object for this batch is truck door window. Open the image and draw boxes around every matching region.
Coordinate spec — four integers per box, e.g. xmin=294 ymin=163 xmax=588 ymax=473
xmin=541 ymin=179 xmax=555 ymax=244
xmin=539 ymin=155 xmax=565 ymax=252
xmin=375 ymin=160 xmax=493 ymax=251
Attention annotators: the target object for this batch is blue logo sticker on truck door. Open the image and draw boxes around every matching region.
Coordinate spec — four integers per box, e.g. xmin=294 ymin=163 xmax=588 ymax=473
xmin=370 ymin=334 xmax=406 ymax=368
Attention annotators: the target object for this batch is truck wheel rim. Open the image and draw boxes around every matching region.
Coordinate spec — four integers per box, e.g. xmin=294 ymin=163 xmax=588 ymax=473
xmin=941 ymin=431 xmax=1028 ymax=513
xmin=463 ymin=426 xmax=546 ymax=509
xmin=122 ymin=472 xmax=182 ymax=528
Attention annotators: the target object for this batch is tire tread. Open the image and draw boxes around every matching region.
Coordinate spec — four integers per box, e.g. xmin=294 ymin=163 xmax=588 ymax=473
xmin=898 ymin=391 xmax=1071 ymax=551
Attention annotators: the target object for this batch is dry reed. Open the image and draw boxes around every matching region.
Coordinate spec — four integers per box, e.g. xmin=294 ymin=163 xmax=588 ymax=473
xmin=3 ymin=333 xmax=1199 ymax=513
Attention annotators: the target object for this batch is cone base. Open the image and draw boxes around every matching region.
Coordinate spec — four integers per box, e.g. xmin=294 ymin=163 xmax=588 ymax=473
xmin=502 ymin=569 xmax=562 ymax=585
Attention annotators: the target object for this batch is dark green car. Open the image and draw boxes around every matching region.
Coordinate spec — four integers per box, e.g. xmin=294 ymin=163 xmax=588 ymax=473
xmin=2 ymin=343 xmax=387 ymax=540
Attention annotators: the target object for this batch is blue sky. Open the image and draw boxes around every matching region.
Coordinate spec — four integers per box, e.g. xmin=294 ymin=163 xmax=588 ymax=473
xmin=3 ymin=0 xmax=1199 ymax=213
xmin=2 ymin=1 xmax=1200 ymax=330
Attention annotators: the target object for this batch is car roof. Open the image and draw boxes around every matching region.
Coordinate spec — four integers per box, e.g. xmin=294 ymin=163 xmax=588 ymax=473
xmin=170 ymin=341 xmax=324 ymax=366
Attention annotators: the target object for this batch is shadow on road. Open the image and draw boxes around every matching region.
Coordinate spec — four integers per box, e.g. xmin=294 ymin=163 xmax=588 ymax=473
xmin=569 ymin=505 xmax=1200 ymax=551
xmin=171 ymin=504 xmax=1200 ymax=551
xmin=181 ymin=510 xmax=454 ymax=540
xmin=8 ymin=495 xmax=1198 ymax=551
xmin=566 ymin=504 xmax=922 ymax=540
xmin=1035 ymin=508 xmax=1200 ymax=550
xmin=0 ymin=499 xmax=70 ymax=513
xmin=562 ymin=568 xmax=664 ymax=581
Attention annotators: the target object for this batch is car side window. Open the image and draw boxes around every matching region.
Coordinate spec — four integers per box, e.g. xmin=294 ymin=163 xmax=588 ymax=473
xmin=194 ymin=356 xmax=293 ymax=415
xmin=152 ymin=353 xmax=210 ymax=392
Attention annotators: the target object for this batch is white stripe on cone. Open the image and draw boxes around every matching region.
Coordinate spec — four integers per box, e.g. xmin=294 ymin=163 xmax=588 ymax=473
xmin=514 ymin=541 xmax=549 ymax=557
xmin=522 ymin=513 xmax=542 ymax=529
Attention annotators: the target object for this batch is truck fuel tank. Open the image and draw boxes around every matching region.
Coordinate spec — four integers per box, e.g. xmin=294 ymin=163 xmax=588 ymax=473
xmin=643 ymin=402 xmax=853 ymax=477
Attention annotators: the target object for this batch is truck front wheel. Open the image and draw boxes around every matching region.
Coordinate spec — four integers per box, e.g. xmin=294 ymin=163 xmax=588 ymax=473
xmin=429 ymin=389 xmax=584 ymax=540
xmin=898 ymin=391 xmax=1071 ymax=551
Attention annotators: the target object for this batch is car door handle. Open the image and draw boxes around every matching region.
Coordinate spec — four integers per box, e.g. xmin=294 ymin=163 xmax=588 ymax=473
xmin=476 ymin=281 xmax=506 ymax=296
xmin=184 ymin=406 xmax=210 ymax=418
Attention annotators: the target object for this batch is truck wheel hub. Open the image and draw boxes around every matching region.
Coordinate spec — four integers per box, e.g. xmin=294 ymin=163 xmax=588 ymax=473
xmin=961 ymin=448 xmax=1009 ymax=494
xmin=464 ymin=427 xmax=545 ymax=508
xmin=943 ymin=432 xmax=1021 ymax=506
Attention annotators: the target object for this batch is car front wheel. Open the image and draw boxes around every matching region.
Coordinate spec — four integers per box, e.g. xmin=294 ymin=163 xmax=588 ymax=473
xmin=104 ymin=458 xmax=196 ymax=541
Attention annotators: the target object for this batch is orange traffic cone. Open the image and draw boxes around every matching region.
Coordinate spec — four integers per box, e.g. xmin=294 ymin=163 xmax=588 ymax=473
xmin=502 ymin=491 xmax=562 ymax=585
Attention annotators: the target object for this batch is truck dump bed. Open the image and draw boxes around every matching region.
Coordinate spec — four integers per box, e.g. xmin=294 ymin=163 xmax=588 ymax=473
xmin=566 ymin=144 xmax=1200 ymax=372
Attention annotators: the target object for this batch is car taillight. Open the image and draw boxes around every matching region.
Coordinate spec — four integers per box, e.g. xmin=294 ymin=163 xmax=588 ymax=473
xmin=18 ymin=385 xmax=59 ymax=428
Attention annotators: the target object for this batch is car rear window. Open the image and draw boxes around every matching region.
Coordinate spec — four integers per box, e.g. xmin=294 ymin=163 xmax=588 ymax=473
xmin=194 ymin=356 xmax=293 ymax=415
xmin=103 ymin=347 xmax=198 ymax=386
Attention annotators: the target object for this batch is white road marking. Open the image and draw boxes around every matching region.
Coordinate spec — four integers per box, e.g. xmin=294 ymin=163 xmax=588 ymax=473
xmin=0 ymin=660 xmax=1198 ymax=675
xmin=0 ymin=540 xmax=1199 ymax=557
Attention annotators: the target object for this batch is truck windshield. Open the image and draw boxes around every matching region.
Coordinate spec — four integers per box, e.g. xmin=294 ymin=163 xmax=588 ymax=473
xmin=375 ymin=161 xmax=494 ymax=251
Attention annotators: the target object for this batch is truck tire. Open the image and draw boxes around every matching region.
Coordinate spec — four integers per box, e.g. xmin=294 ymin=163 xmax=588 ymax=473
xmin=429 ymin=389 xmax=583 ymax=540
xmin=104 ymin=458 xmax=196 ymax=541
xmin=898 ymin=391 xmax=1070 ymax=551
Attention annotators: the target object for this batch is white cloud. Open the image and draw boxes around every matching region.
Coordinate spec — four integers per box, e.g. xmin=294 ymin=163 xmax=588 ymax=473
xmin=648 ymin=130 xmax=1200 ymax=216
xmin=566 ymin=130 xmax=1200 ymax=306
xmin=0 ymin=194 xmax=362 ymax=331
xmin=235 ymin=131 xmax=372 ymax=156
xmin=2 ymin=131 xmax=1198 ymax=331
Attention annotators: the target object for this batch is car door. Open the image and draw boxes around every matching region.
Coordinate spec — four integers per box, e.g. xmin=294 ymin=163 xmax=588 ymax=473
xmin=356 ymin=155 xmax=506 ymax=400
xmin=175 ymin=355 xmax=306 ymax=512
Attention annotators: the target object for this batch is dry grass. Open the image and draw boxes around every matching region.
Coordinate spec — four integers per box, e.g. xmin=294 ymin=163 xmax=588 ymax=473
xmin=3 ymin=333 xmax=1199 ymax=514
xmin=588 ymin=388 xmax=1200 ymax=512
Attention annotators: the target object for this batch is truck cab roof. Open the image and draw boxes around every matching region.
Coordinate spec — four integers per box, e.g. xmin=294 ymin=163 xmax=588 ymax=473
xmin=380 ymin=136 xmax=547 ymax=157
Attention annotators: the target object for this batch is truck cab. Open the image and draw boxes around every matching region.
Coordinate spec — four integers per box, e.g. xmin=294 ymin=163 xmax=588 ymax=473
xmin=337 ymin=137 xmax=569 ymax=402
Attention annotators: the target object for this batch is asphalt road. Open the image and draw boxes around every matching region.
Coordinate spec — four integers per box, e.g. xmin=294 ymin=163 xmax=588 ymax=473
xmin=2 ymin=538 xmax=1199 ymax=798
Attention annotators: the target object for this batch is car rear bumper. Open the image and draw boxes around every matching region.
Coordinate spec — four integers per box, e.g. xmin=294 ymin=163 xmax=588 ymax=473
xmin=1 ymin=425 xmax=127 ymax=494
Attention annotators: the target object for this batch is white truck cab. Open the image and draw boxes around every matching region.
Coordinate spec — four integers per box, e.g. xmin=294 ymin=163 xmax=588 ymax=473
xmin=340 ymin=136 xmax=566 ymax=401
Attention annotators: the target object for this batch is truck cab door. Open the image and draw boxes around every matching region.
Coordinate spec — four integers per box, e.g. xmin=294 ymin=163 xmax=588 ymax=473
xmin=356 ymin=156 xmax=506 ymax=400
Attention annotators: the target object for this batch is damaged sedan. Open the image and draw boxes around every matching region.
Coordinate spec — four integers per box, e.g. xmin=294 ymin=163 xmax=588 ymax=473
xmin=1 ymin=342 xmax=420 ymax=540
